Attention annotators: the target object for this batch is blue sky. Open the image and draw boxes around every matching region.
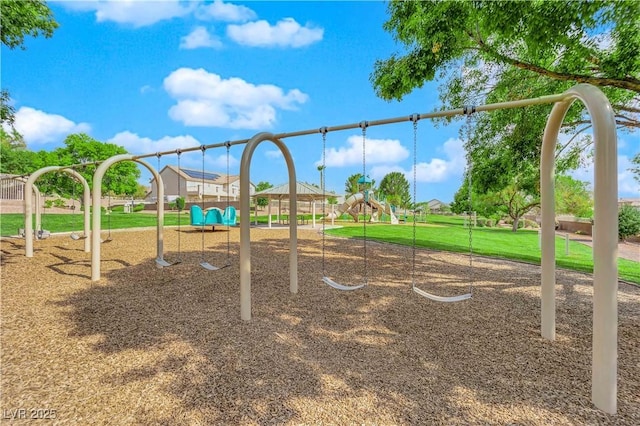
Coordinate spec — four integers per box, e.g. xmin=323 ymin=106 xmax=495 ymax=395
xmin=3 ymin=0 xmax=638 ymax=202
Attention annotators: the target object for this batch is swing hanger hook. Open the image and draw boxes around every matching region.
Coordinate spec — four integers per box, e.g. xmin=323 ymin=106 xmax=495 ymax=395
xmin=463 ymin=105 xmax=476 ymax=116
xmin=410 ymin=113 xmax=420 ymax=123
xmin=319 ymin=126 xmax=328 ymax=135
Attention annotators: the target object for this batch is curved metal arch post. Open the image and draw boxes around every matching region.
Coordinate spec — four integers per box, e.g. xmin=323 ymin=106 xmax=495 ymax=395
xmin=240 ymin=132 xmax=298 ymax=321
xmin=540 ymin=84 xmax=618 ymax=414
xmin=91 ymin=154 xmax=166 ymax=281
xmin=24 ymin=167 xmax=91 ymax=257
xmin=13 ymin=177 xmax=42 ymax=237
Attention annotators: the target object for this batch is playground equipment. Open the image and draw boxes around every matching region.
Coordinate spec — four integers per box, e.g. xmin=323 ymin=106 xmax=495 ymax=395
xmin=327 ymin=191 xmax=398 ymax=224
xmin=410 ymin=112 xmax=474 ymax=303
xmin=320 ymin=124 xmax=368 ymax=291
xmin=24 ymin=167 xmax=91 ymax=255
xmin=194 ymin=144 xmax=236 ymax=271
xmin=189 ymin=205 xmax=237 ymax=228
xmin=23 ymin=84 xmax=619 ymax=414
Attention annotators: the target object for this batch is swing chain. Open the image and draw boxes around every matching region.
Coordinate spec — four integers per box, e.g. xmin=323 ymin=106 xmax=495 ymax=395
xmin=464 ymin=106 xmax=475 ymax=295
xmin=359 ymin=121 xmax=368 ymax=286
xmin=225 ymin=141 xmax=231 ymax=266
xmin=410 ymin=114 xmax=420 ymax=289
xmin=320 ymin=127 xmax=328 ymax=277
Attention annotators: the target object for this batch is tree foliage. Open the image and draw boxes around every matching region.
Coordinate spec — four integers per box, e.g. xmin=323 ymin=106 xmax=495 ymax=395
xmin=373 ymin=0 xmax=639 ymax=213
xmin=344 ymin=173 xmax=376 ymax=197
xmin=378 ymin=171 xmax=410 ymax=208
xmin=1 ymin=0 xmax=59 ymax=50
xmin=618 ymin=205 xmax=640 ymax=240
xmin=631 ymin=153 xmax=640 ymax=184
xmin=0 ymin=133 xmax=141 ymax=197
xmin=254 ymin=181 xmax=273 ymax=208
xmin=555 ymin=175 xmax=593 ymax=218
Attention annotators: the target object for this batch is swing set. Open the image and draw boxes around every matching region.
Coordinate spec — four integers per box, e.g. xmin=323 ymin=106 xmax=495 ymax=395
xmin=22 ymin=84 xmax=620 ymax=414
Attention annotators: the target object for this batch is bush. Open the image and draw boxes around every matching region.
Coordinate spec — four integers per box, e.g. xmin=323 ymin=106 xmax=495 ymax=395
xmin=176 ymin=197 xmax=185 ymax=211
xmin=618 ymin=205 xmax=640 ymax=240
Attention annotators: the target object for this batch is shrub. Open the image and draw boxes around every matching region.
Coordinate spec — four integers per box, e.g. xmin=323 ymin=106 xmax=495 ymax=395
xmin=618 ymin=205 xmax=640 ymax=240
xmin=176 ymin=197 xmax=185 ymax=211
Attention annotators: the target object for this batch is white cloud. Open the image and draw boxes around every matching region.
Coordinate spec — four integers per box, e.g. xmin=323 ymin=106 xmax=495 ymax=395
xmin=10 ymin=107 xmax=91 ymax=146
xmin=227 ymin=18 xmax=323 ymax=48
xmin=368 ymin=137 xmax=466 ymax=184
xmin=108 ymin=131 xmax=200 ymax=154
xmin=64 ymin=0 xmax=193 ymax=28
xmin=180 ymin=26 xmax=223 ymax=50
xmin=195 ymin=0 xmax=256 ymax=22
xmin=140 ymin=85 xmax=153 ymax=94
xmin=265 ymin=150 xmax=283 ymax=160
xmin=163 ymin=67 xmax=308 ymax=129
xmin=323 ymin=135 xmax=409 ymax=168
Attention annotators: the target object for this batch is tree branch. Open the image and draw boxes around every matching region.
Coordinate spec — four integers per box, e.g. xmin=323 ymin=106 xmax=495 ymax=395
xmin=469 ymin=32 xmax=640 ymax=93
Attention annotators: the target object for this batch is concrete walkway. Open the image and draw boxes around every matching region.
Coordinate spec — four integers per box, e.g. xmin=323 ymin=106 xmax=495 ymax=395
xmin=561 ymin=231 xmax=639 ymax=262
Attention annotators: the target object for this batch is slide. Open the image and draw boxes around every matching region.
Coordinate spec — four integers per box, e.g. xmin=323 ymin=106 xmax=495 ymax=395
xmin=367 ymin=192 xmax=399 ymax=224
xmin=326 ymin=193 xmax=364 ymax=221
xmin=325 ymin=191 xmax=398 ymax=224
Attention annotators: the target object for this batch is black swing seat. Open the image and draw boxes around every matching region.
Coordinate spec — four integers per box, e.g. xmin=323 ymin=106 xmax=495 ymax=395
xmin=322 ymin=276 xmax=365 ymax=291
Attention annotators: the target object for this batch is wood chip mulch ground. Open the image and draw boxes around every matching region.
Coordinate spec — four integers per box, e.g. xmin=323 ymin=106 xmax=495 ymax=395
xmin=1 ymin=226 xmax=638 ymax=425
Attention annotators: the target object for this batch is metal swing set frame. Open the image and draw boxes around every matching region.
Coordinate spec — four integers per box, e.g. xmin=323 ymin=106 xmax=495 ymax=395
xmin=21 ymin=84 xmax=619 ymax=414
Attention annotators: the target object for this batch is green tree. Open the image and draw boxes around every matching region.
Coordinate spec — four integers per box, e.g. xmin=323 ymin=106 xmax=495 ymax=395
xmin=317 ymin=165 xmax=325 ymax=189
xmin=373 ymin=1 xmax=639 ymax=217
xmin=1 ymin=0 xmax=59 ymax=50
xmin=378 ymin=171 xmax=410 ymax=208
xmin=555 ymin=175 xmax=593 ymax=218
xmin=631 ymin=153 xmax=640 ymax=184
xmin=488 ymin=183 xmax=540 ymax=232
xmin=255 ymin=181 xmax=273 ymax=208
xmin=373 ymin=1 xmax=639 ymax=109
xmin=0 ymin=90 xmax=26 ymax=149
xmin=51 ymin=133 xmax=140 ymax=197
xmin=1 ymin=0 xmax=59 ymax=157
xmin=618 ymin=205 xmax=640 ymax=240
xmin=344 ymin=173 xmax=376 ymax=197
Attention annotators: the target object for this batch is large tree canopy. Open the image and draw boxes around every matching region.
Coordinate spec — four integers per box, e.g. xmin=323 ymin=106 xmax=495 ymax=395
xmin=372 ymin=0 xmax=639 ymax=214
xmin=373 ymin=0 xmax=639 ymax=107
xmin=1 ymin=0 xmax=58 ymax=50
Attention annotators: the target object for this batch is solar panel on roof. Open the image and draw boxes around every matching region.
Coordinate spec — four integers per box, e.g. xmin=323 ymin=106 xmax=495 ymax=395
xmin=181 ymin=169 xmax=220 ymax=181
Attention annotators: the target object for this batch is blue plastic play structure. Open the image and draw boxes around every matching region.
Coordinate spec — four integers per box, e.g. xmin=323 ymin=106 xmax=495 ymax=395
xmin=190 ymin=205 xmax=237 ymax=229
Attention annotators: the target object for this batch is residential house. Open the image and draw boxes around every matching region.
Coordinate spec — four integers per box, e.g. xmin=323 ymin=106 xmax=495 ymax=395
xmin=147 ymin=166 xmax=255 ymax=202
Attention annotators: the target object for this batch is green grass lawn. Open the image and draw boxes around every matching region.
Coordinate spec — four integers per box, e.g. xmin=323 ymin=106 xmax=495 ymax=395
xmin=0 ymin=212 xmax=188 ymax=236
xmin=325 ymin=218 xmax=639 ymax=285
xmin=2 ymin=212 xmax=637 ymax=284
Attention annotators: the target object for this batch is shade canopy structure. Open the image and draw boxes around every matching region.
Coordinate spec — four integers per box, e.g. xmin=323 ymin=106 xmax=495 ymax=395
xmin=252 ymin=181 xmax=337 ymax=228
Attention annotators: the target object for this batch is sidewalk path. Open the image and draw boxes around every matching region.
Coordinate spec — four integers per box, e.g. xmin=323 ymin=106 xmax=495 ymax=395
xmin=560 ymin=231 xmax=639 ymax=262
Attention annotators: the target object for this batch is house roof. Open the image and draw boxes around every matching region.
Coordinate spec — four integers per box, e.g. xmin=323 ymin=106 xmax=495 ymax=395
xmin=160 ymin=165 xmax=241 ymax=185
xmin=253 ymin=182 xmax=336 ymax=200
